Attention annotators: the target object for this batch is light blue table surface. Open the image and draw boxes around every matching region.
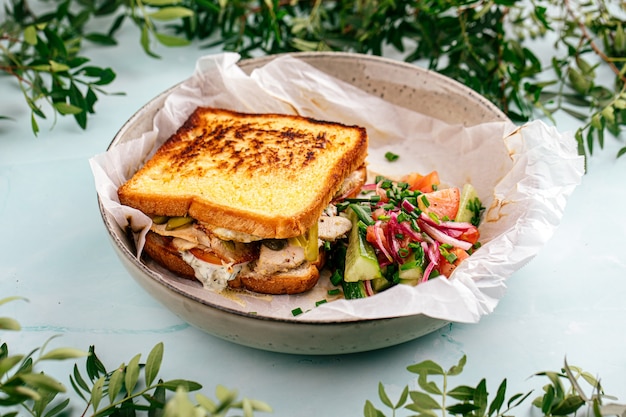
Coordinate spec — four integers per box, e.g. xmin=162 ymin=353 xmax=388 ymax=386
xmin=1 ymin=18 xmax=625 ymax=417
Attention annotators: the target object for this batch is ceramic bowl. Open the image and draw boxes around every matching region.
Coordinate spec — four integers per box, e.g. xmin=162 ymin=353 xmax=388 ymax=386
xmin=100 ymin=52 xmax=508 ymax=355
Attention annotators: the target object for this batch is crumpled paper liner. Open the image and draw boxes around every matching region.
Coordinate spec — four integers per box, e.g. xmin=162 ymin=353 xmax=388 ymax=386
xmin=90 ymin=52 xmax=584 ymax=323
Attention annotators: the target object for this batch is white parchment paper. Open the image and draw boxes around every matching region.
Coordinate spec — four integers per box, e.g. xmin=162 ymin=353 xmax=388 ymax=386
xmin=90 ymin=53 xmax=584 ymax=323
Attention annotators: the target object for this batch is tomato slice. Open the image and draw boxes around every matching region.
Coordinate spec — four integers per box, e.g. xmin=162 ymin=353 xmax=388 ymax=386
xmin=418 ymin=187 xmax=460 ymax=220
xmin=401 ymin=170 xmax=440 ymax=193
xmin=438 ymin=247 xmax=470 ymax=277
xmin=188 ymin=248 xmax=224 ymax=264
xmin=459 ymin=225 xmax=480 ymax=245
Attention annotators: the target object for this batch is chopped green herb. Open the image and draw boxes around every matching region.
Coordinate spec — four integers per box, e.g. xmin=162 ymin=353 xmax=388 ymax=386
xmin=385 ymin=151 xmax=399 ymax=161
xmin=349 ymin=203 xmax=374 ymax=226
xmin=327 ymin=288 xmax=341 ymax=296
xmin=467 ymin=197 xmax=486 ymax=227
xmin=315 ymin=299 xmax=328 ymax=306
xmin=428 ymin=212 xmax=440 ymax=223
xmin=291 ymin=307 xmax=303 ymax=316
xmin=330 ymin=269 xmax=343 ymax=286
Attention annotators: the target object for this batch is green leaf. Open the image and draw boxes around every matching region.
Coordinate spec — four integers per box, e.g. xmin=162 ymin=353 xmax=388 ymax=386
xmin=551 ymin=395 xmax=585 ymax=415
xmin=601 ymin=106 xmax=615 ymax=125
xmin=474 ymin=379 xmax=489 ymax=416
xmin=70 ymin=364 xmax=90 ymax=399
xmin=541 ymin=384 xmax=556 ymax=414
xmin=125 ymin=353 xmax=141 ymax=394
xmin=54 ymin=102 xmax=83 ymax=115
xmin=148 ymin=383 xmax=167 ymax=417
xmin=446 ymin=403 xmax=480 ymax=414
xmin=487 ymin=379 xmax=507 ymax=416
xmin=194 ymin=392 xmax=217 ymax=413
xmin=363 ymin=400 xmax=384 ymax=417
xmin=164 ymin=387 xmax=196 ymax=416
xmin=568 ymin=68 xmax=590 ymax=94
xmin=448 ymin=385 xmax=474 ymax=401
xmin=155 ymin=33 xmax=191 ymax=47
xmin=160 ymin=379 xmax=202 ymax=392
xmin=108 ymin=366 xmax=125 ymax=402
xmin=24 ymin=25 xmax=38 ymax=45
xmin=417 ymin=372 xmax=442 ymax=395
xmin=49 ymin=61 xmax=70 ymax=72
xmin=0 ymin=296 xmax=26 ymax=306
xmin=13 ymin=385 xmax=42 ymax=401
xmin=247 ymin=398 xmax=272 ymax=412
xmin=68 ymin=82 xmax=88 ymax=129
xmin=395 ymin=386 xmax=409 ymax=409
xmin=509 ymin=391 xmax=534 ymax=408
xmin=140 ymin=25 xmax=160 ymax=58
xmin=39 ymin=347 xmax=89 ymax=361
xmin=215 ymin=384 xmax=236 ymax=403
xmin=407 ymin=360 xmax=444 ymax=376
xmin=145 ymin=342 xmax=164 ymax=386
xmin=408 ymin=391 xmax=442 ymax=410
xmin=91 ymin=376 xmax=105 ymax=411
xmin=0 ymin=355 xmax=24 ymax=377
xmin=561 ymin=106 xmax=588 ymax=121
xmin=378 ymin=382 xmax=393 ymax=408
xmin=447 ymin=355 xmax=467 ymax=376
xmin=31 ymin=112 xmax=40 ymax=136
xmin=404 ymin=404 xmax=439 ymax=417
xmin=43 ymin=397 xmax=70 ymax=417
xmin=84 ymin=33 xmax=118 ymax=46
xmin=19 ymin=373 xmax=66 ymax=393
xmin=86 ymin=346 xmax=107 ymax=381
xmin=0 ymin=317 xmax=21 ymax=330
xmin=148 ymin=7 xmax=194 ymax=21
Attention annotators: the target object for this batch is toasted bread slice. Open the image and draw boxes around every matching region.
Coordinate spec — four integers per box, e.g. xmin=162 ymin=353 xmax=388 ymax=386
xmin=118 ymin=107 xmax=368 ymax=239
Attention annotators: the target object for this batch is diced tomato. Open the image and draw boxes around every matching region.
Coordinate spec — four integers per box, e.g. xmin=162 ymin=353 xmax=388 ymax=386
xmin=371 ymin=207 xmax=387 ymax=221
xmin=401 ymin=170 xmax=440 ymax=193
xmin=189 ymin=248 xmax=224 ymax=264
xmin=459 ymin=225 xmax=480 ymax=245
xmin=366 ymin=224 xmax=395 ymax=263
xmin=418 ymin=187 xmax=460 ymax=220
xmin=438 ymin=247 xmax=470 ymax=277
xmin=366 ymin=225 xmax=377 ymax=244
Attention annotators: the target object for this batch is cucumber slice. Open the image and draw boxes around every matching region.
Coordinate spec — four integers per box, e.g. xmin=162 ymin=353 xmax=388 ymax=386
xmin=398 ymin=250 xmax=424 ymax=282
xmin=399 ymin=264 xmax=423 ymax=281
xmin=455 ymin=183 xmax=481 ymax=224
xmin=343 ymin=208 xmax=382 ymax=283
xmin=342 ymin=280 xmax=367 ymax=299
xmin=371 ymin=277 xmax=392 ymax=292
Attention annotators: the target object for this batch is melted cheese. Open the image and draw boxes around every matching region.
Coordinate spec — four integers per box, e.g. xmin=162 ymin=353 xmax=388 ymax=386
xmin=210 ymin=227 xmax=263 ymax=243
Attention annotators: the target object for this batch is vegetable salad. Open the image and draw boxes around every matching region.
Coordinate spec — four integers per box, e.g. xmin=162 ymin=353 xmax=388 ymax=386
xmin=329 ymin=171 xmax=484 ymax=299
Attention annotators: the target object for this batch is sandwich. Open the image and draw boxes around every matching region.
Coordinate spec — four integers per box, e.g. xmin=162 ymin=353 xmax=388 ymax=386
xmin=117 ymin=106 xmax=369 ymax=294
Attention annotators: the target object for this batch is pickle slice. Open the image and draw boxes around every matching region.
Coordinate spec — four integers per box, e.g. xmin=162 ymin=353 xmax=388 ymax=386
xmin=288 ymin=223 xmax=319 ymax=262
xmin=165 ymin=216 xmax=194 ymax=230
xmin=152 ymin=215 xmax=169 ymax=225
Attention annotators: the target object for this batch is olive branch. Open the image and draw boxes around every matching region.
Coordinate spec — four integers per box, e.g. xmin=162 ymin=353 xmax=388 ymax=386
xmin=1 ymin=1 xmax=625 ymax=152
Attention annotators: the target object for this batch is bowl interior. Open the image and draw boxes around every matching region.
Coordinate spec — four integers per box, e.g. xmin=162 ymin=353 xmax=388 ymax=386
xmin=101 ymin=52 xmax=508 ymax=354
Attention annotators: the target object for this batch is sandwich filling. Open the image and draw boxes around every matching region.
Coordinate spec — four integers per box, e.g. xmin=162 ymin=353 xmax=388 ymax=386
xmin=147 ymin=169 xmax=364 ymax=291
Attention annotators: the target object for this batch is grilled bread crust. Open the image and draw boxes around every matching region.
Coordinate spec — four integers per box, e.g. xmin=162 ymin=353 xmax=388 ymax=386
xmin=143 ymin=231 xmax=323 ymax=295
xmin=118 ymin=107 xmax=369 ymax=239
